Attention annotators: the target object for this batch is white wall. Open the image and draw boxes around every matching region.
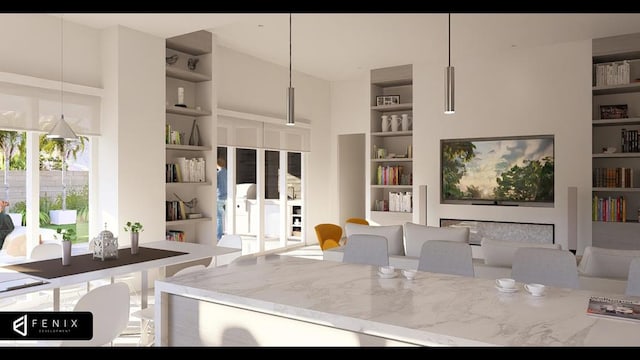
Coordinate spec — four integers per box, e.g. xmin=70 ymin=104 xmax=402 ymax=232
xmin=100 ymin=26 xmax=165 ymax=244
xmin=215 ymin=46 xmax=332 ymax=244
xmin=331 ymin=40 xmax=593 ymax=253
xmin=0 ymin=14 xmax=101 ymax=88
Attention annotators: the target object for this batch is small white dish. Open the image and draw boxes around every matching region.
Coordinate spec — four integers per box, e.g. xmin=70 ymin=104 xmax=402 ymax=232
xmin=377 ymin=271 xmax=397 ymax=279
xmin=495 ymin=285 xmax=518 ymax=293
xmin=401 ymin=269 xmax=417 ymax=280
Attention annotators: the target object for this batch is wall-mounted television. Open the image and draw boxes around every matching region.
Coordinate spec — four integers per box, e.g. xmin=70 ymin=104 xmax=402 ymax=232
xmin=441 ymin=135 xmax=554 ymax=207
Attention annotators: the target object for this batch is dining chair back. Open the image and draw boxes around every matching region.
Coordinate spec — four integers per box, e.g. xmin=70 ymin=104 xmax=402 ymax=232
xmin=218 ymin=234 xmax=242 ymax=249
xmin=626 ymin=257 xmax=640 ymax=296
xmin=417 ymin=240 xmax=474 ymax=277
xmin=61 ymin=282 xmax=130 ymax=346
xmin=511 ymin=247 xmax=580 ymax=289
xmin=345 ymin=217 xmax=369 ymax=225
xmin=30 ymin=243 xmax=62 ymax=260
xmin=342 ymin=234 xmax=389 ymax=267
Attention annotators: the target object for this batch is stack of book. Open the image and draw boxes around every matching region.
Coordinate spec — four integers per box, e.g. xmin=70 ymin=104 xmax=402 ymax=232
xmin=166 ymin=230 xmax=185 ymax=242
xmin=594 ymin=61 xmax=630 ymax=86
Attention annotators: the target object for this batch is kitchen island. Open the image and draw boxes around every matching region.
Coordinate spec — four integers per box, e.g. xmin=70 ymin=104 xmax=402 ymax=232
xmin=154 ymin=255 xmax=640 ymax=346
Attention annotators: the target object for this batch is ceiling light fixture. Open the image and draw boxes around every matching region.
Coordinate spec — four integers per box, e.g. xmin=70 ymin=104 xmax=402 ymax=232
xmin=286 ymin=13 xmax=295 ymax=126
xmin=47 ymin=14 xmax=78 ymax=140
xmin=444 ymin=13 xmax=455 ymax=115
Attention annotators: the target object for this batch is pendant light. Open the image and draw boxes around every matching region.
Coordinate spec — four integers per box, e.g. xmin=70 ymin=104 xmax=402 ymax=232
xmin=444 ymin=13 xmax=455 ymax=115
xmin=47 ymin=14 xmax=78 ymax=140
xmin=286 ymin=13 xmax=295 ymax=126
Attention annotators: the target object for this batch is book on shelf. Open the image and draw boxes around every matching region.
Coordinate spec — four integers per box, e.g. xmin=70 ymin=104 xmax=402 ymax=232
xmin=586 ymin=296 xmax=640 ymax=323
xmin=187 ymin=212 xmax=202 ymax=219
xmin=592 ymin=194 xmax=626 ymax=222
xmin=166 ymin=230 xmax=185 ymax=242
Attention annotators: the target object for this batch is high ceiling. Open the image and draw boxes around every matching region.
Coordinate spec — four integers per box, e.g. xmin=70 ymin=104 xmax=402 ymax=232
xmin=62 ymin=13 xmax=640 ymax=82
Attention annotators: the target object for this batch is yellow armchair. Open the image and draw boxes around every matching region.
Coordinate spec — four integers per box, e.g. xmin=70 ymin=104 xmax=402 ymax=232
xmin=314 ymin=223 xmax=343 ymax=251
xmin=345 ymin=217 xmax=369 ymax=225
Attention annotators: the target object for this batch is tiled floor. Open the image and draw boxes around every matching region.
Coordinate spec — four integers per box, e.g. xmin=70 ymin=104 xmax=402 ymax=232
xmin=0 ymin=243 xmax=323 ymax=347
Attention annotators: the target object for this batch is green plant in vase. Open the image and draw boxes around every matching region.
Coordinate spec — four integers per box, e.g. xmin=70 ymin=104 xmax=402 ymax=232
xmin=124 ymin=221 xmax=143 ymax=255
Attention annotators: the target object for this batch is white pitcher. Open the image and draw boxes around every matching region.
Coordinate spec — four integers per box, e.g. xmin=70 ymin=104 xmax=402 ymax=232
xmin=401 ymin=114 xmax=412 ymax=131
xmin=381 ymin=115 xmax=391 ymax=132
xmin=391 ymin=115 xmax=400 ymax=132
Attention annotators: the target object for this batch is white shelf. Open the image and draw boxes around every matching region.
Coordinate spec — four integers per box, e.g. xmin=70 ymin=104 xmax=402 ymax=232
xmin=371 ymin=103 xmax=413 ymax=112
xmin=371 ymin=185 xmax=413 ymax=188
xmin=371 ymin=158 xmax=412 ymax=162
xmin=166 ymin=217 xmax=212 ymax=226
xmin=592 ymin=117 xmax=640 ymax=126
xmin=166 ymin=66 xmax=211 ymax=82
xmin=592 ymin=153 xmax=640 ymax=158
xmin=166 ymin=181 xmax=212 ymax=186
xmin=371 ymin=131 xmax=412 ymax=137
xmin=593 ymin=82 xmax=640 ymax=95
xmin=166 ymin=144 xmax=211 ymax=151
xmin=593 ymin=187 xmax=640 ymax=192
xmin=370 ymin=211 xmax=413 ymax=214
xmin=166 ymin=105 xmax=211 ymax=117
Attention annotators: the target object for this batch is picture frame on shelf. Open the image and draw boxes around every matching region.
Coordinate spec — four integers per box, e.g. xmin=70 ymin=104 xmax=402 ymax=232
xmin=376 ymin=95 xmax=400 ymax=106
xmin=600 ymin=104 xmax=628 ymax=119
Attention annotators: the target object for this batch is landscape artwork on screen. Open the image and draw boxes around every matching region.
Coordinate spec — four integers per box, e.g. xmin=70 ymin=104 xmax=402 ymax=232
xmin=441 ymin=135 xmax=554 ymax=206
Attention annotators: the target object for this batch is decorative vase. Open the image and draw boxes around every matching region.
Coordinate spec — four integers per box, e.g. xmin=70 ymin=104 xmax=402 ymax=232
xmin=131 ymin=232 xmax=139 ymax=255
xmin=62 ymin=241 xmax=72 ymax=266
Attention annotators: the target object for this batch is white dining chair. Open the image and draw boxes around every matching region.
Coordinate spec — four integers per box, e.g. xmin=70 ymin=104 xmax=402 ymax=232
xmin=342 ymin=234 xmax=389 ymax=267
xmin=60 ymin=282 xmax=130 ymax=347
xmin=29 ymin=243 xmax=62 ymax=260
xmin=417 ymin=240 xmax=475 ymax=277
xmin=511 ymin=247 xmax=580 ymax=289
xmin=626 ymin=257 xmax=640 ymax=297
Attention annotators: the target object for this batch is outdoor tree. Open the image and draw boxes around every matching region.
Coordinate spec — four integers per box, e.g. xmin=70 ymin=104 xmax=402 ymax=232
xmin=0 ymin=130 xmax=25 ymax=204
xmin=39 ymin=135 xmax=88 ymax=210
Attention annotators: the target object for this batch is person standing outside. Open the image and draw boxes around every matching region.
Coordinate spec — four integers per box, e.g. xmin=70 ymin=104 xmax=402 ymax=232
xmin=216 ymin=158 xmax=228 ymax=241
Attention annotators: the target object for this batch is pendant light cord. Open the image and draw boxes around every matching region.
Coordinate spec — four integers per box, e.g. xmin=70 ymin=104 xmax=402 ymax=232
xmin=448 ymin=13 xmax=451 ymax=68
xmin=289 ymin=13 xmax=292 ymax=88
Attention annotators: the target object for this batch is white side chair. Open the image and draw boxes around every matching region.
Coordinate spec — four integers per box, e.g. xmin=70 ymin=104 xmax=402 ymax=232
xmin=30 ymin=243 xmax=62 ymax=260
xmin=218 ymin=234 xmax=243 ymax=264
xmin=417 ymin=240 xmax=475 ymax=277
xmin=626 ymin=257 xmax=640 ymax=297
xmin=511 ymin=247 xmax=580 ymax=289
xmin=342 ymin=234 xmax=389 ymax=267
xmin=60 ymin=282 xmax=130 ymax=347
xmin=218 ymin=234 xmax=242 ymax=249
xmin=132 ymin=264 xmax=207 ymax=346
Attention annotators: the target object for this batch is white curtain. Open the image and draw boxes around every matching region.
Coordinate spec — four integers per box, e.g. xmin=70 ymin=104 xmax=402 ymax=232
xmin=0 ymin=80 xmax=101 ymax=135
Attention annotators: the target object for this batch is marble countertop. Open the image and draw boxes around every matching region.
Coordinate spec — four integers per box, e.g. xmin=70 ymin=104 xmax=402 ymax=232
xmin=155 ymin=255 xmax=640 ymax=346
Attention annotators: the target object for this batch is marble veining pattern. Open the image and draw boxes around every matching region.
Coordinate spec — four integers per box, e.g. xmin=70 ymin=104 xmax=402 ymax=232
xmin=155 ymin=256 xmax=640 ymax=346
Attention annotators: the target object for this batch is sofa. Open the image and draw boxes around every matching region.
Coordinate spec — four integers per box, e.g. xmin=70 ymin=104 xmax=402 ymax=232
xmin=323 ymin=222 xmax=632 ymax=294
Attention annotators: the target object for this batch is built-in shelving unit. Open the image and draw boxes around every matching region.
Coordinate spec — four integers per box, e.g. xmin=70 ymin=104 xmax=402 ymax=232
xmin=368 ymin=64 xmax=414 ymax=225
xmin=591 ymin=33 xmax=640 ymax=249
xmin=165 ymin=30 xmax=215 ymax=245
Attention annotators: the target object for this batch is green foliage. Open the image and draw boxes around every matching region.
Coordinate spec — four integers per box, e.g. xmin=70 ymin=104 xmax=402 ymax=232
xmin=56 ymin=227 xmax=76 ymax=242
xmin=124 ymin=221 xmax=144 ymax=233
xmin=39 ymin=135 xmax=89 ymax=171
xmin=441 ymin=142 xmax=476 ymax=200
xmin=494 ymin=156 xmax=554 ymax=201
xmin=12 ymin=188 xmax=88 ymax=226
xmin=0 ymin=130 xmax=26 ymax=170
xmin=54 ymin=186 xmax=89 ymax=222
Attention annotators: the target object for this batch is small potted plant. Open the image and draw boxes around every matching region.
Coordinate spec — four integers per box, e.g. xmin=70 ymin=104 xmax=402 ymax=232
xmin=56 ymin=227 xmax=76 ymax=266
xmin=124 ymin=221 xmax=143 ymax=255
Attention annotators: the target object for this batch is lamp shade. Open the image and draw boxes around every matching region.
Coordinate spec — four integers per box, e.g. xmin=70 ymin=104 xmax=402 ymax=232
xmin=445 ymin=66 xmax=455 ymax=114
xmin=286 ymin=87 xmax=295 ymax=126
xmin=47 ymin=114 xmax=77 ymax=140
